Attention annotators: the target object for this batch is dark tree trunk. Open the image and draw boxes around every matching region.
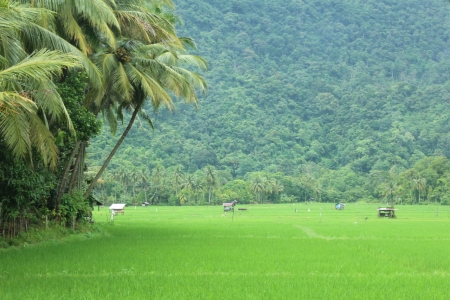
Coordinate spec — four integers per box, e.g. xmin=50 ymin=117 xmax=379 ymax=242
xmin=55 ymin=141 xmax=81 ymax=213
xmin=68 ymin=143 xmax=84 ymax=193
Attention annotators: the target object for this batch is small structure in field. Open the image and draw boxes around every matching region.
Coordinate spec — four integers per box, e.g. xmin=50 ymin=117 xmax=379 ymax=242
xmin=109 ymin=203 xmax=126 ymax=215
xmin=223 ymin=200 xmax=238 ymax=212
xmin=335 ymin=203 xmax=345 ymax=210
xmin=377 ymin=207 xmax=397 ymax=218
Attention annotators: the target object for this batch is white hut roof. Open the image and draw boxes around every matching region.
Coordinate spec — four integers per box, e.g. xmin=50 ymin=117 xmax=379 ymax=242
xmin=109 ymin=204 xmax=126 ymax=210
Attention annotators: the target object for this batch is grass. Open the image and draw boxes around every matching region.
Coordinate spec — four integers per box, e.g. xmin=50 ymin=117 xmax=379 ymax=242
xmin=1 ymin=203 xmax=450 ymax=299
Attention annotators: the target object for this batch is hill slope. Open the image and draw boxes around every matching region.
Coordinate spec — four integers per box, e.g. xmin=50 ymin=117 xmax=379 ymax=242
xmin=89 ymin=0 xmax=450 ymax=178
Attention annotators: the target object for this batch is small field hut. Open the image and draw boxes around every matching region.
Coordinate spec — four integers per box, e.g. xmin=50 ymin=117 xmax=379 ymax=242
xmin=377 ymin=207 xmax=397 ymax=218
xmin=109 ymin=204 xmax=126 ymax=215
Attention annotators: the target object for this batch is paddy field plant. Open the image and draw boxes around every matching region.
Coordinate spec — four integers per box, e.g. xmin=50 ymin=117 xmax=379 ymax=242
xmin=1 ymin=203 xmax=450 ymax=299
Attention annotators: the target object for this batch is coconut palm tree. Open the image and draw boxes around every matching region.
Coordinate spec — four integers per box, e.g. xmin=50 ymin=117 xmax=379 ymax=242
xmin=84 ymin=39 xmax=207 ymax=197
xmin=268 ymin=179 xmax=284 ymax=202
xmin=138 ymin=167 xmax=150 ymax=203
xmin=413 ymin=177 xmax=427 ymax=203
xmin=80 ymin=1 xmax=207 ymax=200
xmin=150 ymin=165 xmax=165 ymax=202
xmin=204 ymin=165 xmax=218 ymax=204
xmin=171 ymin=165 xmax=184 ymax=196
xmin=118 ymin=167 xmax=130 ymax=199
xmin=193 ymin=176 xmax=204 ymax=204
xmin=381 ymin=180 xmax=397 ymax=205
xmin=250 ymin=176 xmax=266 ymax=203
xmin=181 ymin=174 xmax=195 ymax=204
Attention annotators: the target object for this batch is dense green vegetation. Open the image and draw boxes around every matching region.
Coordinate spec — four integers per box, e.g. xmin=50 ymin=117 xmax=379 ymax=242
xmin=1 ymin=204 xmax=450 ymax=299
xmin=0 ymin=0 xmax=205 ymax=238
xmin=88 ymin=0 xmax=450 ymax=205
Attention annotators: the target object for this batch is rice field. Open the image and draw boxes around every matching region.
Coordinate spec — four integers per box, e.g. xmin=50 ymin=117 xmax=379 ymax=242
xmin=1 ymin=203 xmax=450 ymax=299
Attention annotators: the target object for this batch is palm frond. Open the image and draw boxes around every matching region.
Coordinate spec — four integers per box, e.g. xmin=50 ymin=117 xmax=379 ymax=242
xmin=100 ymin=104 xmax=119 ymax=134
xmin=111 ymin=62 xmax=134 ymax=103
xmin=170 ymin=66 xmax=207 ymax=95
xmin=28 ymin=111 xmax=59 ymax=169
xmin=138 ymin=108 xmax=154 ymax=129
xmin=58 ymin=6 xmax=90 ymax=54
xmin=179 ymin=37 xmax=197 ymax=50
xmin=33 ymin=80 xmax=75 ymax=134
xmin=0 ymin=49 xmax=80 ymax=83
xmin=125 ymin=63 xmax=173 ymax=111
xmin=115 ymin=10 xmax=176 ymax=44
xmin=176 ymin=54 xmax=208 ymax=71
xmin=0 ymin=32 xmax=27 ymax=66
xmin=74 ymin=0 xmax=119 ymax=28
xmin=0 ymin=93 xmax=34 ymax=163
xmin=73 ymin=0 xmax=119 ymax=47
xmin=18 ymin=19 xmax=104 ymax=92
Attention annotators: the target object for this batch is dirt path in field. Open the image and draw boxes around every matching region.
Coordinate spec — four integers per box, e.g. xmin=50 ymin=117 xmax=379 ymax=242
xmin=295 ymin=226 xmax=346 ymax=240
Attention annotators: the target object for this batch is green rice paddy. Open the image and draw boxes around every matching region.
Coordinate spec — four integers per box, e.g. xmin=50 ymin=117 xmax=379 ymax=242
xmin=1 ymin=203 xmax=450 ymax=299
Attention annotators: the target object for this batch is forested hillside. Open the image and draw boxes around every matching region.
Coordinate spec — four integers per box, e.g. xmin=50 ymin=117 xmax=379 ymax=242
xmin=88 ymin=0 xmax=450 ymax=204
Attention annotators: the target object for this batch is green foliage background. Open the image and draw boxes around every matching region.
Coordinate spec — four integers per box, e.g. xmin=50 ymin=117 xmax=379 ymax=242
xmin=88 ymin=0 xmax=450 ymax=203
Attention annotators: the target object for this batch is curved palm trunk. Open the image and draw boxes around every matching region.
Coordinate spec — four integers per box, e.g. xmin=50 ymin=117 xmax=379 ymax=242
xmin=84 ymin=106 xmax=140 ymax=198
xmin=68 ymin=142 xmax=85 ymax=192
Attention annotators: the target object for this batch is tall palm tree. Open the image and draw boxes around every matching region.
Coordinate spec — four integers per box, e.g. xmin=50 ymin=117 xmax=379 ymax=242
xmin=138 ymin=167 xmax=150 ymax=203
xmin=251 ymin=176 xmax=266 ymax=203
xmin=129 ymin=168 xmax=139 ymax=198
xmin=151 ymin=165 xmax=165 ymax=202
xmin=268 ymin=179 xmax=284 ymax=202
xmin=112 ymin=169 xmax=122 ymax=201
xmin=80 ymin=1 xmax=207 ymax=200
xmin=84 ymin=39 xmax=207 ymax=197
xmin=118 ymin=167 xmax=129 ymax=199
xmin=204 ymin=165 xmax=218 ymax=204
xmin=181 ymin=174 xmax=195 ymax=204
xmin=10 ymin=0 xmax=106 ymax=212
xmin=413 ymin=177 xmax=427 ymax=203
xmin=193 ymin=176 xmax=203 ymax=204
xmin=171 ymin=165 xmax=184 ymax=196
xmin=381 ymin=180 xmax=396 ymax=205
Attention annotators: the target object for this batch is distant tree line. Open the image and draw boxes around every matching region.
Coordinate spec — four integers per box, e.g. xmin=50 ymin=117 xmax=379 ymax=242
xmin=92 ymin=156 xmax=450 ymax=206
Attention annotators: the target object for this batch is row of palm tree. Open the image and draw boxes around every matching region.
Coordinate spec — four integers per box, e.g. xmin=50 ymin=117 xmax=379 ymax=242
xmin=93 ymin=165 xmax=219 ymax=205
xmin=94 ymin=166 xmax=291 ymax=205
xmin=380 ymin=172 xmax=429 ymax=205
xmin=96 ymin=157 xmax=450 ymax=206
